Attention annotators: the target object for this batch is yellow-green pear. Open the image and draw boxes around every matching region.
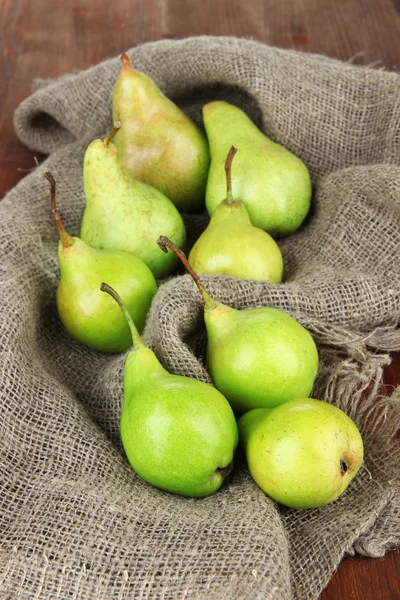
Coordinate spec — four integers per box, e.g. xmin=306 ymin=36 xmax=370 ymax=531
xmin=80 ymin=123 xmax=186 ymax=279
xmin=158 ymin=238 xmax=319 ymax=414
xmin=203 ymin=101 xmax=312 ymax=236
xmin=239 ymin=399 xmax=364 ymax=508
xmin=189 ymin=146 xmax=283 ymax=282
xmin=112 ymin=53 xmax=210 ymax=212
xmin=100 ymin=283 xmax=238 ymax=497
xmin=44 ymin=172 xmax=157 ymax=353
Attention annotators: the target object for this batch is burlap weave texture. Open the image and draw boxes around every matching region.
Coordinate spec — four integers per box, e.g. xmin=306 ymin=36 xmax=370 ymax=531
xmin=1 ymin=36 xmax=399 ymax=599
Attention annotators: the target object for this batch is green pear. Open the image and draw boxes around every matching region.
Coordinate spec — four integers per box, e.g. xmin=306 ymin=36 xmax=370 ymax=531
xmin=189 ymin=146 xmax=283 ymax=282
xmin=238 ymin=399 xmax=364 ymax=508
xmin=158 ymin=238 xmax=319 ymax=414
xmin=80 ymin=122 xmax=186 ymax=279
xmin=100 ymin=283 xmax=238 ymax=497
xmin=44 ymin=172 xmax=157 ymax=353
xmin=112 ymin=53 xmax=210 ymax=212
xmin=203 ymin=101 xmax=312 ymax=236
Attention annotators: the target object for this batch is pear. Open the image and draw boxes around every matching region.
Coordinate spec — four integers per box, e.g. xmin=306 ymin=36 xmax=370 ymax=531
xmin=238 ymin=399 xmax=364 ymax=508
xmin=203 ymin=101 xmax=312 ymax=236
xmin=157 ymin=238 xmax=319 ymax=414
xmin=80 ymin=122 xmax=186 ymax=279
xmin=112 ymin=53 xmax=210 ymax=212
xmin=189 ymin=146 xmax=284 ymax=282
xmin=100 ymin=283 xmax=238 ymax=497
xmin=45 ymin=172 xmax=157 ymax=353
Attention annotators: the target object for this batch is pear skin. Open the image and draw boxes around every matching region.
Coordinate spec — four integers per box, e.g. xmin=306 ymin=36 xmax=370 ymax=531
xmin=112 ymin=54 xmax=210 ymax=212
xmin=121 ymin=351 xmax=238 ymax=497
xmin=57 ymin=240 xmax=157 ymax=352
xmin=101 ymin=283 xmax=238 ymax=498
xmin=238 ymin=399 xmax=364 ymax=508
xmin=189 ymin=146 xmax=284 ymax=282
xmin=44 ymin=172 xmax=157 ymax=353
xmin=203 ymin=101 xmax=312 ymax=236
xmin=189 ymin=201 xmax=283 ymax=282
xmin=205 ymin=305 xmax=319 ymax=413
xmin=81 ymin=124 xmax=186 ymax=279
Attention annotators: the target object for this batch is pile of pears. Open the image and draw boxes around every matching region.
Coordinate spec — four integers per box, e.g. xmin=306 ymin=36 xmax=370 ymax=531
xmin=46 ymin=52 xmax=364 ymax=508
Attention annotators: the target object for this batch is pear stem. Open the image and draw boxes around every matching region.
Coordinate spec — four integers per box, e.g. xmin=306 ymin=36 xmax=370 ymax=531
xmin=121 ymin=52 xmax=131 ymax=68
xmin=100 ymin=283 xmax=146 ymax=350
xmin=224 ymin=146 xmax=237 ymax=204
xmin=44 ymin=172 xmax=74 ymax=248
xmin=103 ymin=121 xmax=121 ymax=146
xmin=157 ymin=236 xmax=215 ymax=306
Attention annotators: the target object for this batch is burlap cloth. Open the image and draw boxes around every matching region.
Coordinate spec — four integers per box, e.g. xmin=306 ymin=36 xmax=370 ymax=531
xmin=1 ymin=36 xmax=400 ymax=599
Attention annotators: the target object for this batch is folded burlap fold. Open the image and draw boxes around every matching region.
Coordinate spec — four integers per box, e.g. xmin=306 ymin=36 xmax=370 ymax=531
xmin=1 ymin=37 xmax=399 ymax=599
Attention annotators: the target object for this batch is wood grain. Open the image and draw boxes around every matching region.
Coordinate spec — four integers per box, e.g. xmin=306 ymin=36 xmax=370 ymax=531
xmin=1 ymin=1 xmax=399 ymax=598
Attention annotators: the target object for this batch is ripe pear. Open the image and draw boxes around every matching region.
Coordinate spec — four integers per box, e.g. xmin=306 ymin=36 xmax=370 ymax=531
xmin=112 ymin=53 xmax=210 ymax=212
xmin=80 ymin=122 xmax=186 ymax=279
xmin=189 ymin=146 xmax=283 ymax=282
xmin=100 ymin=283 xmax=238 ymax=497
xmin=158 ymin=238 xmax=319 ymax=414
xmin=203 ymin=101 xmax=312 ymax=236
xmin=238 ymin=399 xmax=364 ymax=508
xmin=44 ymin=173 xmax=157 ymax=353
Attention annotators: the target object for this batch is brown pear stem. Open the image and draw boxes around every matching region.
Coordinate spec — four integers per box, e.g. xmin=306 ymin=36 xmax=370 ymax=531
xmin=103 ymin=121 xmax=121 ymax=146
xmin=44 ymin=172 xmax=73 ymax=248
xmin=224 ymin=146 xmax=237 ymax=204
xmin=121 ymin=53 xmax=131 ymax=68
xmin=157 ymin=236 xmax=215 ymax=307
xmin=100 ymin=283 xmax=145 ymax=350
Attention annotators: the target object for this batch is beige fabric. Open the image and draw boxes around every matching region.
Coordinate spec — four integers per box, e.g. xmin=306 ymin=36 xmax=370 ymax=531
xmin=0 ymin=36 xmax=399 ymax=599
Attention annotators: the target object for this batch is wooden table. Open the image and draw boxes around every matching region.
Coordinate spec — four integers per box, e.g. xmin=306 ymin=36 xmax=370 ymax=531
xmin=1 ymin=1 xmax=399 ymax=598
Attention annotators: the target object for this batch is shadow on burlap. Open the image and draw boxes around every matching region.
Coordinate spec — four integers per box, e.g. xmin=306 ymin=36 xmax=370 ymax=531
xmin=1 ymin=37 xmax=399 ymax=599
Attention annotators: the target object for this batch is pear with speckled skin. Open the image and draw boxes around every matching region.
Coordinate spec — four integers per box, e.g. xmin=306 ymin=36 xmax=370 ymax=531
xmin=158 ymin=237 xmax=319 ymax=414
xmin=100 ymin=283 xmax=238 ymax=497
xmin=112 ymin=53 xmax=210 ymax=212
xmin=203 ymin=101 xmax=312 ymax=236
xmin=189 ymin=146 xmax=283 ymax=282
xmin=239 ymin=399 xmax=364 ymax=508
xmin=44 ymin=172 xmax=157 ymax=353
xmin=81 ymin=122 xmax=186 ymax=279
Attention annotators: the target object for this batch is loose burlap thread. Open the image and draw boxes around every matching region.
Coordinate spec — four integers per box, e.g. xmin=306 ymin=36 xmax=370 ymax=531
xmin=1 ymin=36 xmax=400 ymax=599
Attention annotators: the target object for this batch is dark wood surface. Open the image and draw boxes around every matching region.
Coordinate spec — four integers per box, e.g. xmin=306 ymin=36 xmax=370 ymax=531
xmin=1 ymin=1 xmax=399 ymax=598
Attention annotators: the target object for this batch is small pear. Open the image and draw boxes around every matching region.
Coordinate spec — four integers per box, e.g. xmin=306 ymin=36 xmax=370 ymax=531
xmin=112 ymin=53 xmax=210 ymax=212
xmin=158 ymin=238 xmax=319 ymax=414
xmin=81 ymin=122 xmax=186 ymax=279
xmin=238 ymin=399 xmax=364 ymax=508
xmin=45 ymin=173 xmax=157 ymax=353
xmin=189 ymin=146 xmax=283 ymax=282
xmin=100 ymin=283 xmax=238 ymax=497
xmin=203 ymin=101 xmax=312 ymax=236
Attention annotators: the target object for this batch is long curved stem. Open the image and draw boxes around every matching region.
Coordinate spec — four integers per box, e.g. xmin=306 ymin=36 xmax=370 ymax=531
xmin=44 ymin=172 xmax=73 ymax=248
xmin=100 ymin=283 xmax=145 ymax=350
xmin=157 ymin=237 xmax=215 ymax=307
xmin=224 ymin=146 xmax=237 ymax=204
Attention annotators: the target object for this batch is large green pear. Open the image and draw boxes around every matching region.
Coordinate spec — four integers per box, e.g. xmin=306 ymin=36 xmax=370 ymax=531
xmin=189 ymin=146 xmax=283 ymax=282
xmin=239 ymin=399 xmax=364 ymax=508
xmin=44 ymin=172 xmax=157 ymax=353
xmin=81 ymin=123 xmax=186 ymax=279
xmin=100 ymin=283 xmax=238 ymax=498
xmin=205 ymin=305 xmax=318 ymax=413
xmin=112 ymin=53 xmax=210 ymax=212
xmin=158 ymin=238 xmax=319 ymax=414
xmin=203 ymin=101 xmax=312 ymax=236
